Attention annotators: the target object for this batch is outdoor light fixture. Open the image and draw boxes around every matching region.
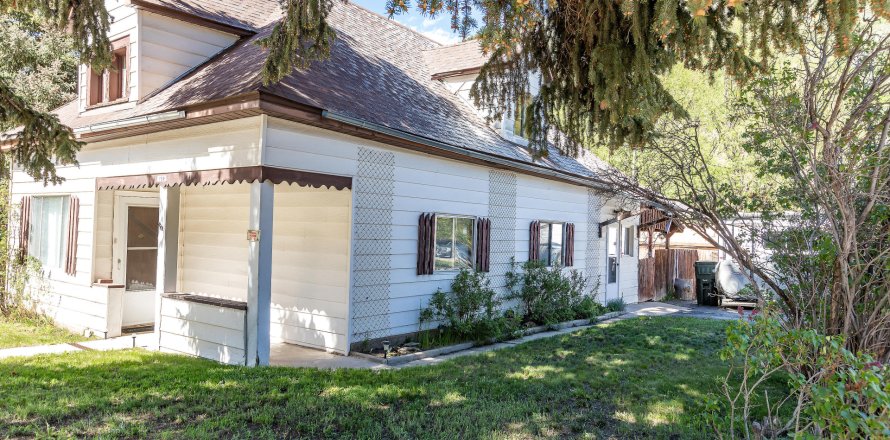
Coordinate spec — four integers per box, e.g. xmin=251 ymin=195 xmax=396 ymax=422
xmin=382 ymin=340 xmax=390 ymax=359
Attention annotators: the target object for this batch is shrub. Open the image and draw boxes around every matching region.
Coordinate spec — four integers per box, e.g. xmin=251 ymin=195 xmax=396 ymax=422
xmin=573 ymin=296 xmax=606 ymax=319
xmin=505 ymin=259 xmax=594 ymax=325
xmin=605 ymin=297 xmax=626 ymax=313
xmin=419 ymin=269 xmax=520 ymax=343
xmin=707 ymin=305 xmax=890 ymax=438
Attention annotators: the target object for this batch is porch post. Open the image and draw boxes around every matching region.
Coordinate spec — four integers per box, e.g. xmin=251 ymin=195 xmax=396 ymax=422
xmin=246 ymin=180 xmax=274 ymax=366
xmin=156 ymin=186 xmax=180 ymax=337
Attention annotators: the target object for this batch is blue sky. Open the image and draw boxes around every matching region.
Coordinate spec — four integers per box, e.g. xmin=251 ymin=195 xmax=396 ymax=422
xmin=350 ymin=0 xmax=462 ymax=44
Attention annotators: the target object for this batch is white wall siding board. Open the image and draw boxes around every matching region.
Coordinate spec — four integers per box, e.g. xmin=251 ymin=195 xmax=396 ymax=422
xmin=137 ymin=11 xmax=238 ymax=98
xmin=270 ymin=184 xmax=351 ymax=354
xmin=158 ymin=296 xmax=247 ymax=366
xmin=178 ymin=183 xmax=250 ymax=301
xmin=261 ymin=118 xmax=632 ymax=346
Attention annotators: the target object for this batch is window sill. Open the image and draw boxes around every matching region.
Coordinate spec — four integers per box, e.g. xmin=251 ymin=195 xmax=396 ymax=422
xmin=85 ymin=98 xmax=130 ymax=110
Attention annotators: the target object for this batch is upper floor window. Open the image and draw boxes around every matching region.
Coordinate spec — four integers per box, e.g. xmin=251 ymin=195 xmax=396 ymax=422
xmin=435 ymin=215 xmax=475 ymax=271
xmin=538 ymin=221 xmax=564 ymax=266
xmin=29 ymin=196 xmax=70 ymax=269
xmin=88 ymin=37 xmax=129 ymax=106
xmin=512 ymin=94 xmax=531 ymax=138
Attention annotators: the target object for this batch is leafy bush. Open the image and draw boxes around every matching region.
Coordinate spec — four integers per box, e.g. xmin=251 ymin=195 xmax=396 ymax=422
xmin=419 ymin=269 xmax=520 ymax=343
xmin=505 ymin=259 xmax=594 ymax=325
xmin=707 ymin=305 xmax=889 ymax=438
xmin=605 ymin=297 xmax=626 ymax=313
xmin=573 ymin=296 xmax=606 ymax=319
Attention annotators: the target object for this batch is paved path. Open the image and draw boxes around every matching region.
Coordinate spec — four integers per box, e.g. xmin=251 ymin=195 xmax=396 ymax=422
xmin=1 ymin=301 xmax=747 ymax=366
xmin=0 ymin=332 xmax=157 ymax=360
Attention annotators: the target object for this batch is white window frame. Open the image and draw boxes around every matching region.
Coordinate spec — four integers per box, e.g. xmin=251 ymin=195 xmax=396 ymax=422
xmin=29 ymin=195 xmax=71 ymax=270
xmin=433 ymin=214 xmax=477 ymax=272
xmin=538 ymin=221 xmax=566 ymax=267
xmin=623 ymin=225 xmax=635 ymax=257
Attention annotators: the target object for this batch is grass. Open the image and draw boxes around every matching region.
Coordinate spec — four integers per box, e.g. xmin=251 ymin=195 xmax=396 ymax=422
xmin=1 ymin=317 xmax=742 ymax=439
xmin=0 ymin=315 xmax=87 ymax=349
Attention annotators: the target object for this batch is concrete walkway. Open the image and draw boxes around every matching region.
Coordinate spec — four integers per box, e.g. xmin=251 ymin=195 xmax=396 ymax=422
xmin=0 ymin=332 xmax=157 ymax=360
xmin=1 ymin=301 xmax=746 ymax=366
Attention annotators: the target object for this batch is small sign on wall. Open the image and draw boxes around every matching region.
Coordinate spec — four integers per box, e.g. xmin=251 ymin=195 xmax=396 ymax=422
xmin=247 ymin=229 xmax=261 ymax=242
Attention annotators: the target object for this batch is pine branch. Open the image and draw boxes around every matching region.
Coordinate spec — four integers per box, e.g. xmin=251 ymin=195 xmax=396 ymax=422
xmin=0 ymin=78 xmax=80 ymax=185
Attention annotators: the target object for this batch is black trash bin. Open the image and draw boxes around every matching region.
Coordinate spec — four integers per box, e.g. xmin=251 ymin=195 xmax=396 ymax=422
xmin=694 ymin=261 xmax=719 ymax=306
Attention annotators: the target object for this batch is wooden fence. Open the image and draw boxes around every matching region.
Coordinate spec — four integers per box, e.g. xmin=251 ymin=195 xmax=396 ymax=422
xmin=638 ymin=249 xmax=702 ymax=301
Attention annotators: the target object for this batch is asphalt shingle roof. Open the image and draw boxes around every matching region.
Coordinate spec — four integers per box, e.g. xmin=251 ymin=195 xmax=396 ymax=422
xmin=54 ymin=1 xmax=605 ymax=180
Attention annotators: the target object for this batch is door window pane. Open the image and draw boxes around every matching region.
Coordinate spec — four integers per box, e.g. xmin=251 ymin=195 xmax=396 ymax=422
xmin=127 ymin=207 xmax=159 ymax=247
xmin=126 ymin=249 xmax=157 ymax=291
xmin=608 ymin=256 xmax=618 ymax=283
xmin=126 ymin=206 xmax=159 ymax=291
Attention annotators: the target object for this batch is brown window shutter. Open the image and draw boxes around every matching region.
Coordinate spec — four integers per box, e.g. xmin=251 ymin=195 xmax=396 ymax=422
xmin=65 ymin=196 xmax=80 ymax=276
xmin=475 ymin=217 xmax=491 ymax=272
xmin=564 ymin=223 xmax=575 ymax=267
xmin=18 ymin=196 xmax=31 ymax=261
xmin=529 ymin=220 xmax=540 ymax=261
xmin=417 ymin=213 xmax=435 ymax=275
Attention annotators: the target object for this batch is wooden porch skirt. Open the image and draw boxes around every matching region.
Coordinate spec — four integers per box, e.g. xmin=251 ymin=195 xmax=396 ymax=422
xmin=96 ymin=166 xmax=352 ymax=191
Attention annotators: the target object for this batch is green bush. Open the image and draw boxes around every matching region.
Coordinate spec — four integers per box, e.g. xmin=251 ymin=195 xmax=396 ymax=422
xmin=605 ymin=297 xmax=626 ymax=313
xmin=419 ymin=269 xmax=520 ymax=343
xmin=709 ymin=305 xmax=889 ymax=438
xmin=505 ymin=259 xmax=595 ymax=325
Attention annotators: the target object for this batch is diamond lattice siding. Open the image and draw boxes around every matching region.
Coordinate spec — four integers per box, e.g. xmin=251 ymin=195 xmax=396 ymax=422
xmin=351 ymin=147 xmax=395 ymax=340
xmin=488 ymin=170 xmax=517 ymax=295
xmin=586 ymin=189 xmax=605 ymax=298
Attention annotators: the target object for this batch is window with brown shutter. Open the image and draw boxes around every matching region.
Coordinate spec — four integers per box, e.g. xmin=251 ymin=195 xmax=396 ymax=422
xmin=65 ymin=197 xmax=80 ymax=276
xmin=529 ymin=220 xmax=541 ymax=261
xmin=417 ymin=213 xmax=436 ymax=275
xmin=564 ymin=223 xmax=575 ymax=267
xmin=87 ymin=36 xmax=129 ymax=106
xmin=475 ymin=217 xmax=491 ymax=272
xmin=18 ymin=196 xmax=31 ymax=262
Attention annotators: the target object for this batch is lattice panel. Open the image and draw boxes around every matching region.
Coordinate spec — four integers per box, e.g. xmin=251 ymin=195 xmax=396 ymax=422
xmin=488 ymin=170 xmax=517 ymax=295
xmin=351 ymin=147 xmax=395 ymax=341
xmin=586 ymin=189 xmax=605 ymax=297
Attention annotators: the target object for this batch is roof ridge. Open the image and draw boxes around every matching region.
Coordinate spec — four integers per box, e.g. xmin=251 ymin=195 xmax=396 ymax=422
xmin=345 ymin=2 xmax=443 ymax=47
xmin=426 ymin=38 xmax=479 ymax=50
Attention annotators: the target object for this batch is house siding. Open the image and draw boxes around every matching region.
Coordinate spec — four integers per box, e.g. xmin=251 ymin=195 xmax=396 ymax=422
xmin=262 ymin=118 xmax=622 ymax=344
xmin=137 ymin=11 xmax=239 ymax=98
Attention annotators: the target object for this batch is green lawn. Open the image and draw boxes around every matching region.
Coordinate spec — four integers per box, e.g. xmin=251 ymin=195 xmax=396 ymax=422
xmin=1 ymin=318 xmax=733 ymax=439
xmin=0 ymin=315 xmax=87 ymax=349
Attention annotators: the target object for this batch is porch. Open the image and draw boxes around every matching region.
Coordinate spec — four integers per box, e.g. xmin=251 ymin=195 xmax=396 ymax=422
xmin=94 ymin=166 xmax=353 ymax=366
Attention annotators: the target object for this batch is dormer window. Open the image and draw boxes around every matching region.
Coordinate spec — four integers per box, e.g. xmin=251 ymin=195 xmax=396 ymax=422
xmin=88 ymin=37 xmax=130 ymax=106
xmin=512 ymin=94 xmax=531 ymax=138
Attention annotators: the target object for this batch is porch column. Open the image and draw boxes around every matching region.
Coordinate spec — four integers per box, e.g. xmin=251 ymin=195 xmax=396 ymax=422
xmin=156 ymin=186 xmax=180 ymax=336
xmin=246 ymin=180 xmax=274 ymax=366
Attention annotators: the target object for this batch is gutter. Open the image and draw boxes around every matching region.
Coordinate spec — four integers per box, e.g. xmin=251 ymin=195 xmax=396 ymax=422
xmin=321 ymin=111 xmax=612 ymax=192
xmin=72 ymin=111 xmax=186 ymax=135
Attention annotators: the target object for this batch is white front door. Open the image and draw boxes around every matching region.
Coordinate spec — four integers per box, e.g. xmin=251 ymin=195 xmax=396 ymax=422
xmin=604 ymin=223 xmax=620 ymax=302
xmin=113 ymin=193 xmax=160 ymax=327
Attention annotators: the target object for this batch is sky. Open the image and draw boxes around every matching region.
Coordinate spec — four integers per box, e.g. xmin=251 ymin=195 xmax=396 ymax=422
xmin=350 ymin=0 xmax=462 ymax=45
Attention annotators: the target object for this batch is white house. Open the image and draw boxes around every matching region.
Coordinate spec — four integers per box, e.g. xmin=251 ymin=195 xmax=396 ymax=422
xmin=5 ymin=0 xmax=640 ymax=366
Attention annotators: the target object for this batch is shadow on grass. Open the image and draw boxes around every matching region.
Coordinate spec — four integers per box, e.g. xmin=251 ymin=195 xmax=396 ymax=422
xmin=1 ymin=317 xmax=747 ymax=439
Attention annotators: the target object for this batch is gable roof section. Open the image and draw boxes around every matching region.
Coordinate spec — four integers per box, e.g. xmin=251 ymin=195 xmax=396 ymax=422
xmin=422 ymin=39 xmax=488 ymax=79
xmin=130 ymin=0 xmax=280 ymax=31
xmin=51 ymin=2 xmax=607 ymax=184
